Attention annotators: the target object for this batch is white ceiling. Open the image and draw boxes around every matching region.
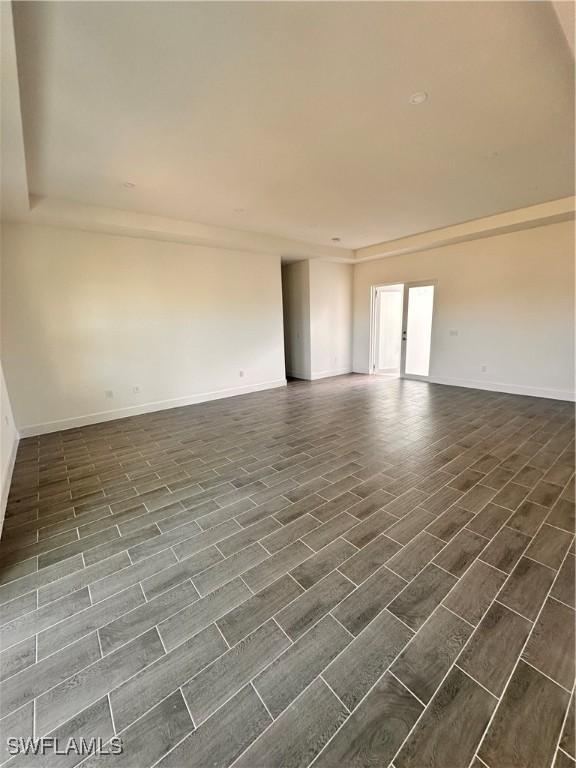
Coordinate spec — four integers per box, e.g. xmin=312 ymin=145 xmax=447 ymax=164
xmin=12 ymin=1 xmax=575 ymax=250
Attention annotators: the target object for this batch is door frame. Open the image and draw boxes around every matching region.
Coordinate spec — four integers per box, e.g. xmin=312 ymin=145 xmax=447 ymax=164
xmin=369 ymin=279 xmax=437 ymax=381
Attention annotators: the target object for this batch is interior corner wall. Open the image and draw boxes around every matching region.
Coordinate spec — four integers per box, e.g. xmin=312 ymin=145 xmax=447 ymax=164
xmin=353 ymin=220 xmax=575 ymax=401
xmin=309 ymin=260 xmax=353 ymax=379
xmin=0 ymin=360 xmax=19 ymax=526
xmin=281 ymin=260 xmax=311 ymax=380
xmin=1 ymin=223 xmax=287 ymax=436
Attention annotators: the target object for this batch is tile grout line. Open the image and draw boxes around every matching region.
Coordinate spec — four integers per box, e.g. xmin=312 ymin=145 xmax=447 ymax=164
xmin=179 ymin=684 xmax=197 ymax=731
xmin=517 ymin=657 xmax=573 ymax=695
xmin=20 ymin=430 xmax=557 ymax=736
xmin=31 ymin=566 xmax=349 ymax=742
xmin=453 ymin=663 xmax=499 ymax=700
xmin=299 ymin=522 xmax=514 ymax=768
xmin=557 ymin=745 xmax=575 ymax=763
xmin=467 ymin=528 xmax=575 ymax=767
xmin=382 ymin=607 xmax=416 ymax=636
xmin=151 ymin=554 xmax=443 ymax=768
xmin=319 ymin=673 xmax=350 ymax=713
xmin=250 ymin=681 xmax=276 ymax=721
xmin=490 ymin=597 xmax=536 ymax=624
xmin=441 ymin=603 xmax=476 ymax=629
xmin=107 ymin=692 xmax=118 ymax=736
xmin=548 ymin=593 xmax=576 ymax=613
xmin=213 ymin=620 xmax=232 ymax=650
xmin=328 ymin=612 xmax=356 ymax=641
xmin=388 ymin=668 xmax=427 ymax=708
xmin=338 ymin=503 xmax=552 ymax=768
xmin=271 ymin=617 xmax=294 ymax=645
xmin=3 ymin=385 xmax=572 ymax=768
xmin=1 ymin=580 xmax=151 ymax=657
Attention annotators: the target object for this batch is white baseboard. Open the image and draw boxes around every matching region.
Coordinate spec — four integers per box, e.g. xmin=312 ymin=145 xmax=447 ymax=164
xmin=0 ymin=429 xmax=19 ymax=532
xmin=18 ymin=379 xmax=287 ymax=437
xmin=310 ymin=368 xmax=353 ymax=381
xmin=288 ymin=368 xmax=354 ymax=381
xmin=428 ymin=375 xmax=575 ymax=402
xmin=352 ymin=369 xmax=574 ymax=401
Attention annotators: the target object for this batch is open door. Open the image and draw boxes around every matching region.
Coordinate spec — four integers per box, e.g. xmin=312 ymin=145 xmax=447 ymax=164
xmin=371 ymin=281 xmax=435 ymax=380
xmin=372 ymin=284 xmax=404 ymax=376
xmin=400 ymin=282 xmax=435 ymax=379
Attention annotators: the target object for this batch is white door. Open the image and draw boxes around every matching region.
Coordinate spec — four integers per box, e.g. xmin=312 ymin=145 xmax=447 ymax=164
xmin=400 ymin=282 xmax=436 ymax=379
xmin=373 ymin=284 xmax=404 ymax=375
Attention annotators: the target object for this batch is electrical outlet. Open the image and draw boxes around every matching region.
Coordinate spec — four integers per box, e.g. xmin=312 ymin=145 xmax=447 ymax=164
xmin=449 ymin=329 xmax=459 ymax=337
xmin=481 ymin=365 xmax=488 ymax=373
xmin=105 ymin=390 xmax=114 ymax=399
xmin=133 ymin=386 xmax=140 ymax=394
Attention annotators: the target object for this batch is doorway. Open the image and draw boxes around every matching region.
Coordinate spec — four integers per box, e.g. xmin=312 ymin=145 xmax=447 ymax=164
xmin=372 ymin=284 xmax=404 ymax=376
xmin=370 ymin=281 xmax=436 ymax=380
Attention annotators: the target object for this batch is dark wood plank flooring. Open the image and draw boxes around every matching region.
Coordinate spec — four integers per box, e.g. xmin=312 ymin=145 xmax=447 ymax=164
xmin=0 ymin=375 xmax=574 ymax=767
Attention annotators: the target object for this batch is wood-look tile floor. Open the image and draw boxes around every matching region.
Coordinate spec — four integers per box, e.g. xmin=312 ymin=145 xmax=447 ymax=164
xmin=0 ymin=375 xmax=574 ymax=768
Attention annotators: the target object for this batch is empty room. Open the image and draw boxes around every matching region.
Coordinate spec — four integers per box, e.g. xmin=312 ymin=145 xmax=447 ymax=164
xmin=0 ymin=1 xmax=574 ymax=767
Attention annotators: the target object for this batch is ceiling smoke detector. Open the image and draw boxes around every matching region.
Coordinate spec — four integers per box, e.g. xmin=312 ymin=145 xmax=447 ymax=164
xmin=331 ymin=237 xmax=341 ymax=243
xmin=409 ymin=91 xmax=428 ymax=105
xmin=123 ymin=182 xmax=135 ymax=188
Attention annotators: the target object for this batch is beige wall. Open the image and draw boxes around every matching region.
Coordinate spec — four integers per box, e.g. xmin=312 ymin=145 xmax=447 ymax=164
xmin=282 ymin=259 xmax=353 ymax=380
xmin=1 ymin=223 xmax=286 ymax=435
xmin=1 ymin=216 xmax=573 ymax=448
xmin=0 ymin=361 xmax=18 ymax=523
xmin=309 ymin=260 xmax=353 ymax=379
xmin=353 ymin=220 xmax=575 ymax=400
